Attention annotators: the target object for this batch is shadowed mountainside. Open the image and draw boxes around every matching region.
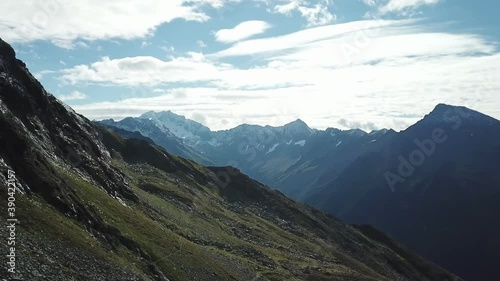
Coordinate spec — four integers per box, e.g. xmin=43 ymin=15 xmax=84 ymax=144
xmin=0 ymin=38 xmax=463 ymax=281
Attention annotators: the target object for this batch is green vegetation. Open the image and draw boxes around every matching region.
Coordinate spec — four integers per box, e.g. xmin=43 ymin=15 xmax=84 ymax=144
xmin=0 ymin=37 xmax=462 ymax=281
xmin=1 ymin=149 xmax=461 ymax=280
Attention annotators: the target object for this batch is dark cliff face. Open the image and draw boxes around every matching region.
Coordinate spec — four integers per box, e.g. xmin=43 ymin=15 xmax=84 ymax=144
xmin=0 ymin=38 xmax=463 ymax=281
xmin=0 ymin=38 xmax=137 ymax=205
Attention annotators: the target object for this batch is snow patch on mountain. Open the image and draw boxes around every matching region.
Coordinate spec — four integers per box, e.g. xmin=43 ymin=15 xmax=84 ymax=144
xmin=208 ymin=139 xmax=221 ymax=147
xmin=266 ymin=143 xmax=280 ymax=154
xmin=294 ymin=140 xmax=306 ymax=146
xmin=140 ymin=110 xmax=211 ymax=141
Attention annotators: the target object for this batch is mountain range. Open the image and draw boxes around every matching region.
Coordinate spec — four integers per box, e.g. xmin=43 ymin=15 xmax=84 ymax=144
xmin=99 ymin=111 xmax=394 ymax=201
xmin=0 ymin=37 xmax=465 ymax=280
xmin=100 ymin=102 xmax=500 ymax=280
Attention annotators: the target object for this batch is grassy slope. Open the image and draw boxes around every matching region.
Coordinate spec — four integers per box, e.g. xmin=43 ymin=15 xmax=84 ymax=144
xmin=0 ymin=37 xmax=461 ymax=281
xmin=0 ymin=128 xmax=463 ymax=281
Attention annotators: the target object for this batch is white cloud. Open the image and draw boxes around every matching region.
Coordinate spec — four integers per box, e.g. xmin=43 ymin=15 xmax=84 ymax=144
xmin=379 ymin=0 xmax=441 ymax=14
xmin=0 ymin=0 xmax=229 ymax=46
xmin=58 ymin=90 xmax=87 ymax=101
xmin=196 ymin=40 xmax=208 ymax=48
xmin=70 ymin=52 xmax=500 ymax=131
xmin=61 ymin=53 xmax=233 ymax=86
xmin=214 ymin=21 xmax=272 ymax=43
xmin=34 ymin=70 xmax=56 ymax=80
xmin=48 ymin=39 xmax=90 ymax=50
xmin=362 ymin=0 xmax=378 ymax=7
xmin=72 ymin=53 xmax=500 ymax=131
xmin=159 ymin=45 xmax=176 ymax=53
xmin=273 ymin=0 xmax=335 ymax=26
xmin=211 ymin=19 xmax=444 ymax=59
xmin=59 ymin=19 xmax=500 ymax=131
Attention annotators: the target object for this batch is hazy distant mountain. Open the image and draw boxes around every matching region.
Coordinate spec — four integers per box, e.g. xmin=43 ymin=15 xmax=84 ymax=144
xmin=100 ymin=112 xmax=394 ymax=201
xmin=99 ymin=117 xmax=214 ymax=165
xmin=305 ymin=104 xmax=500 ymax=281
xmin=140 ymin=110 xmax=213 ymax=143
xmin=193 ymin=119 xmax=319 ymax=188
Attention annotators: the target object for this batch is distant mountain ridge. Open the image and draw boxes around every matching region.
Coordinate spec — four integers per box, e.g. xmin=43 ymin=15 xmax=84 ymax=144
xmin=140 ymin=110 xmax=213 ymax=142
xmin=98 ymin=111 xmax=393 ymax=200
xmin=101 ymin=104 xmax=500 ymax=281
xmin=99 ymin=116 xmax=214 ymax=165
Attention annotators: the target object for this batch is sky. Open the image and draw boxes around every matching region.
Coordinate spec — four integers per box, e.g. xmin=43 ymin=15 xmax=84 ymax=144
xmin=1 ymin=0 xmax=499 ymax=131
